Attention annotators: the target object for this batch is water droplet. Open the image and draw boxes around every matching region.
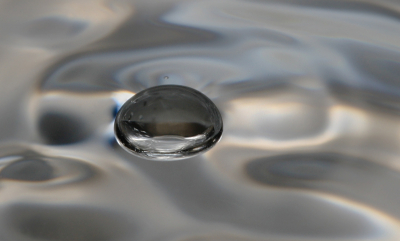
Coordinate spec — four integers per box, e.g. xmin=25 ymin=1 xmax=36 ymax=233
xmin=114 ymin=85 xmax=223 ymax=160
xmin=164 ymin=76 xmax=169 ymax=80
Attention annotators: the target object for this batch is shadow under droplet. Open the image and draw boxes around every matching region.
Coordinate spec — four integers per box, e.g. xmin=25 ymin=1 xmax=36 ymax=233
xmin=3 ymin=204 xmax=134 ymax=241
xmin=38 ymin=112 xmax=91 ymax=145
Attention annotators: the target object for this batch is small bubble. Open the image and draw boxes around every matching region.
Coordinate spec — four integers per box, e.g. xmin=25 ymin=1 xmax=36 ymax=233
xmin=164 ymin=76 xmax=169 ymax=80
xmin=114 ymin=85 xmax=223 ymax=160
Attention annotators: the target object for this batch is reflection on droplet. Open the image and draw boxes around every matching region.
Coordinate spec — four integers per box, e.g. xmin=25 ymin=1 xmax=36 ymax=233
xmin=114 ymin=85 xmax=223 ymax=160
xmin=164 ymin=76 xmax=169 ymax=80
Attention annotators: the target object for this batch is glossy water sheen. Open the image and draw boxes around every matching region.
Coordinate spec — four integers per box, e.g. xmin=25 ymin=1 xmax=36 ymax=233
xmin=1 ymin=0 xmax=400 ymax=240
xmin=115 ymin=85 xmax=223 ymax=160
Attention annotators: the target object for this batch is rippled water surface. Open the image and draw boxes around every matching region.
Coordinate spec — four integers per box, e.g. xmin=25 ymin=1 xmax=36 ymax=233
xmin=1 ymin=0 xmax=400 ymax=240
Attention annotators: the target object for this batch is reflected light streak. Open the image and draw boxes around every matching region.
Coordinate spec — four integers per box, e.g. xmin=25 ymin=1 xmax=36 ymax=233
xmin=55 ymin=0 xmax=134 ymax=29
xmin=219 ymin=103 xmax=369 ymax=150
xmin=112 ymin=90 xmax=135 ymax=110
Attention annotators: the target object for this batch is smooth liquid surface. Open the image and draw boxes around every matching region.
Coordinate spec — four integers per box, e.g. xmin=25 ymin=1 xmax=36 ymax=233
xmin=1 ymin=0 xmax=400 ymax=240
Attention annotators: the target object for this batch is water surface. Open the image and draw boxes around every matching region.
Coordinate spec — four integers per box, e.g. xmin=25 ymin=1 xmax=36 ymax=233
xmin=1 ymin=0 xmax=400 ymax=240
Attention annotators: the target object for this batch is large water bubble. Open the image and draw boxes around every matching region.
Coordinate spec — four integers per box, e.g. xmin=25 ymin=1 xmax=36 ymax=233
xmin=114 ymin=85 xmax=223 ymax=160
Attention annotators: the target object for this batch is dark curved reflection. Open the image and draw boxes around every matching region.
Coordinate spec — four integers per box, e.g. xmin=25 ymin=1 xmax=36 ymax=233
xmin=3 ymin=204 xmax=134 ymax=241
xmin=178 ymin=233 xmax=278 ymax=241
xmin=325 ymin=42 xmax=400 ymax=115
xmin=24 ymin=16 xmax=88 ymax=42
xmin=247 ymin=153 xmax=336 ymax=188
xmin=0 ymin=148 xmax=98 ymax=184
xmin=246 ymin=152 xmax=400 ymax=190
xmin=38 ymin=111 xmax=91 ymax=145
xmin=245 ymin=153 xmax=400 ymax=236
xmin=0 ymin=159 xmax=53 ymax=181
xmin=329 ymin=83 xmax=400 ymax=115
xmin=273 ymin=0 xmax=400 ymax=21
xmin=39 ymin=4 xmax=217 ymax=94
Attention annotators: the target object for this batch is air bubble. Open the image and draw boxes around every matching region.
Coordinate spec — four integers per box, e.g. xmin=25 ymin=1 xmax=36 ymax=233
xmin=114 ymin=85 xmax=223 ymax=160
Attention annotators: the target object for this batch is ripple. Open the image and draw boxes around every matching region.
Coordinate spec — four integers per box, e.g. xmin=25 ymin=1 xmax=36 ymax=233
xmin=0 ymin=159 xmax=53 ymax=182
xmin=330 ymin=41 xmax=400 ymax=90
xmin=324 ymin=41 xmax=400 ymax=115
xmin=246 ymin=152 xmax=391 ymax=187
xmin=164 ymin=0 xmax=400 ymax=48
xmin=0 ymin=0 xmax=132 ymax=50
xmin=22 ymin=16 xmax=88 ymax=43
xmin=0 ymin=147 xmax=98 ymax=185
xmin=115 ymin=57 xmax=247 ymax=92
xmin=123 ymin=151 xmax=394 ymax=238
xmin=178 ymin=234 xmax=262 ymax=241
xmin=329 ymin=82 xmax=400 ymax=116
xmin=280 ymin=0 xmax=400 ymax=22
xmin=223 ymin=90 xmax=329 ymax=141
xmin=245 ymin=152 xmax=400 ymax=216
xmin=1 ymin=203 xmax=134 ymax=241
xmin=40 ymin=49 xmax=251 ymax=95
xmin=3 ymin=0 xmax=400 ymax=240
xmin=247 ymin=153 xmax=338 ymax=187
